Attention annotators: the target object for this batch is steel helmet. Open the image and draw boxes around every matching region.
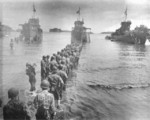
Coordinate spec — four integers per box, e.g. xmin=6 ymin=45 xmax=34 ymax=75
xmin=47 ymin=55 xmax=50 ymax=58
xmin=61 ymin=60 xmax=65 ymax=65
xmin=58 ymin=65 xmax=63 ymax=70
xmin=41 ymin=80 xmax=50 ymax=89
xmin=26 ymin=62 xmax=30 ymax=67
xmin=52 ymin=66 xmax=57 ymax=71
xmin=8 ymin=88 xmax=19 ymax=99
xmin=42 ymin=56 xmax=46 ymax=59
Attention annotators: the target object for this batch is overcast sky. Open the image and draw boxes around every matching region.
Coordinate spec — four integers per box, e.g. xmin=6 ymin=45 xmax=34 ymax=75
xmin=0 ymin=0 xmax=150 ymax=33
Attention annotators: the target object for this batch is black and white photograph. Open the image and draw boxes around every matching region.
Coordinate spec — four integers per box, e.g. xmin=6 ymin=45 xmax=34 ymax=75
xmin=0 ymin=0 xmax=150 ymax=120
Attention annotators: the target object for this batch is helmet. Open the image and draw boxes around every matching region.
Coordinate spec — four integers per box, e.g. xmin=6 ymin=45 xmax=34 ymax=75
xmin=53 ymin=53 xmax=56 ymax=56
xmin=40 ymin=80 xmax=50 ymax=89
xmin=42 ymin=56 xmax=46 ymax=59
xmin=61 ymin=60 xmax=65 ymax=64
xmin=47 ymin=55 xmax=50 ymax=58
xmin=8 ymin=88 xmax=19 ymax=99
xmin=58 ymin=65 xmax=63 ymax=70
xmin=52 ymin=66 xmax=57 ymax=71
xmin=51 ymin=56 xmax=55 ymax=61
xmin=26 ymin=62 xmax=30 ymax=67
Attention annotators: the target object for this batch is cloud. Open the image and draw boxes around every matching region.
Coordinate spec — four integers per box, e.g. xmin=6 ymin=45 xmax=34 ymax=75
xmin=1 ymin=0 xmax=150 ymax=33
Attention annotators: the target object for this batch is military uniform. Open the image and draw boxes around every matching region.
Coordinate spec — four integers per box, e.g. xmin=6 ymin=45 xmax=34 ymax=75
xmin=3 ymin=99 xmax=30 ymax=120
xmin=56 ymin=70 xmax=68 ymax=91
xmin=60 ymin=62 xmax=69 ymax=75
xmin=26 ymin=64 xmax=36 ymax=91
xmin=56 ymin=70 xmax=68 ymax=84
xmin=48 ymin=74 xmax=64 ymax=100
xmin=34 ymin=90 xmax=55 ymax=120
xmin=50 ymin=60 xmax=58 ymax=72
xmin=41 ymin=58 xmax=47 ymax=80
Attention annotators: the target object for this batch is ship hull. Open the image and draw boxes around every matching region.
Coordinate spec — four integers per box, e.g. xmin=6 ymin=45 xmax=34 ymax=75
xmin=71 ymin=30 xmax=90 ymax=44
xmin=20 ymin=18 xmax=43 ymax=43
xmin=110 ymin=34 xmax=146 ymax=45
xmin=106 ymin=20 xmax=147 ymax=45
xmin=21 ymin=29 xmax=43 ymax=43
xmin=111 ymin=35 xmax=135 ymax=44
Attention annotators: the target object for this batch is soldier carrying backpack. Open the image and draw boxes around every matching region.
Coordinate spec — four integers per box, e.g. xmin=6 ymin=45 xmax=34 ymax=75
xmin=34 ymin=80 xmax=56 ymax=120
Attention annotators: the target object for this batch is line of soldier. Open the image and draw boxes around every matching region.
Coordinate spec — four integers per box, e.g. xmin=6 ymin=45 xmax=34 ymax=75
xmin=40 ymin=43 xmax=82 ymax=108
xmin=2 ymin=42 xmax=83 ymax=120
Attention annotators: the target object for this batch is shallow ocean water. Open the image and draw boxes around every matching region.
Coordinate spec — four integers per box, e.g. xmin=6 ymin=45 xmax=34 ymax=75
xmin=1 ymin=32 xmax=150 ymax=120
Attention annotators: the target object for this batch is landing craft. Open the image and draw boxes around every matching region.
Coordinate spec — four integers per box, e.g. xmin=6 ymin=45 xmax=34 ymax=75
xmin=106 ymin=7 xmax=148 ymax=45
xmin=19 ymin=3 xmax=43 ymax=43
xmin=71 ymin=7 xmax=91 ymax=44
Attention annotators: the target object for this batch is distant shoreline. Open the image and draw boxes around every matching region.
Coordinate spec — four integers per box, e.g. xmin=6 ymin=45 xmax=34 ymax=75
xmin=49 ymin=31 xmax=71 ymax=33
xmin=49 ymin=28 xmax=71 ymax=33
xmin=101 ymin=32 xmax=113 ymax=34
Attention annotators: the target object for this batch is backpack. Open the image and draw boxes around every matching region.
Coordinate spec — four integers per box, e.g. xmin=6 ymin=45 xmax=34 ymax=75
xmin=35 ymin=94 xmax=54 ymax=120
xmin=36 ymin=105 xmax=51 ymax=120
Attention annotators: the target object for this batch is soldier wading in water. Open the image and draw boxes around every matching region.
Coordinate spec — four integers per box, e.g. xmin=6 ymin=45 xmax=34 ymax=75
xmin=26 ymin=63 xmax=36 ymax=91
xmin=3 ymin=88 xmax=31 ymax=120
xmin=34 ymin=80 xmax=56 ymax=120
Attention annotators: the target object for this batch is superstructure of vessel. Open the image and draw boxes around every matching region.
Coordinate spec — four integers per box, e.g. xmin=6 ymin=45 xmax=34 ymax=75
xmin=106 ymin=7 xmax=148 ymax=45
xmin=19 ymin=4 xmax=43 ymax=43
xmin=71 ymin=7 xmax=91 ymax=44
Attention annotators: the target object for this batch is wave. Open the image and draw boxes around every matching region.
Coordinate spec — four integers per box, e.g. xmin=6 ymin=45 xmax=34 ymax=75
xmin=80 ymin=65 xmax=146 ymax=73
xmin=87 ymin=83 xmax=150 ymax=90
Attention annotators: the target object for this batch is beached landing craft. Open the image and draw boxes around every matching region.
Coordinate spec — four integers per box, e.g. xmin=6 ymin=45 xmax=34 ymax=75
xmin=71 ymin=7 xmax=91 ymax=44
xmin=105 ymin=7 xmax=149 ymax=45
xmin=19 ymin=4 xmax=43 ymax=43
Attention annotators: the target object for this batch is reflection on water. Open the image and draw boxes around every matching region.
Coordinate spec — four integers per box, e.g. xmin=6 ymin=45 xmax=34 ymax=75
xmin=1 ymin=32 xmax=150 ymax=120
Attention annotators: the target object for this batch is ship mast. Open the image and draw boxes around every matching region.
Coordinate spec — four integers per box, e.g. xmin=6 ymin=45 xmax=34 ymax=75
xmin=124 ymin=7 xmax=127 ymax=21
xmin=76 ymin=7 xmax=80 ymax=21
xmin=32 ymin=3 xmax=36 ymax=18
